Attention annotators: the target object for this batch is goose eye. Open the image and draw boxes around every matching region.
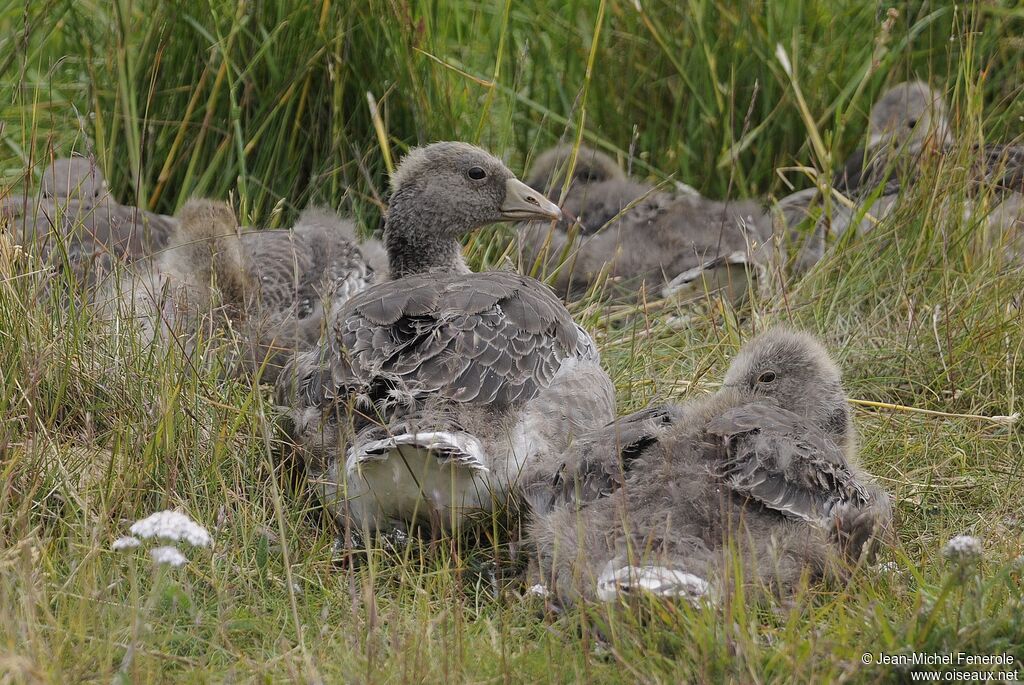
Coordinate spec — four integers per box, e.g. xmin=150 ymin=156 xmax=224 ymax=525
xmin=757 ymin=371 xmax=777 ymax=384
xmin=467 ymin=166 xmax=487 ymax=181
xmin=907 ymin=118 xmax=918 ymax=130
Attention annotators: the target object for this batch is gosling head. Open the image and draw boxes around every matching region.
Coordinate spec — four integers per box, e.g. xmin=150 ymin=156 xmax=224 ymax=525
xmin=867 ymin=81 xmax=952 ymax=151
xmin=723 ymin=328 xmax=852 ymax=446
xmin=525 ymin=144 xmax=626 ymax=192
xmin=385 ymin=142 xmax=562 ymax=277
xmin=41 ymin=157 xmax=107 ymax=205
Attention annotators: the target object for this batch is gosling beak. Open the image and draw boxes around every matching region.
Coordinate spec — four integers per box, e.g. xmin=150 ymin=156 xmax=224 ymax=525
xmin=500 ymin=178 xmax=563 ymax=222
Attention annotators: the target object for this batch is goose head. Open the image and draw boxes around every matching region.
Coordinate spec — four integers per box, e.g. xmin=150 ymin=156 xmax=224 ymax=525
xmin=385 ymin=142 xmax=562 ymax=277
xmin=867 ymin=81 xmax=952 ymax=151
xmin=41 ymin=157 xmax=108 ymax=206
xmin=723 ymin=328 xmax=852 ymax=446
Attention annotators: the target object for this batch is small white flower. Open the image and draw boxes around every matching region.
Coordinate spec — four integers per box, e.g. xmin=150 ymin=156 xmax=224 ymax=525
xmin=112 ymin=536 xmax=142 ymax=551
xmin=526 ymin=584 xmax=550 ymax=598
xmin=876 ymin=560 xmax=902 ymax=574
xmin=150 ymin=546 xmax=188 ymax=567
xmin=130 ymin=510 xmax=212 ymax=547
xmin=942 ymin=535 xmax=983 ymax=562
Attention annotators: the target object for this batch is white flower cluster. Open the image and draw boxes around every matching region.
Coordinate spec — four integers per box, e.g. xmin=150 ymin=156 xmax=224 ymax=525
xmin=112 ymin=510 xmax=212 ymax=567
xmin=942 ymin=534 xmax=983 ymax=562
xmin=129 ymin=510 xmax=212 ymax=547
xmin=111 ymin=536 xmax=142 ymax=551
xmin=150 ymin=546 xmax=188 ymax=568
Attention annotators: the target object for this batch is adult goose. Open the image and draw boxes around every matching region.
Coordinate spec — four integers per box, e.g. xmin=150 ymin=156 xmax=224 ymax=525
xmin=525 ymin=329 xmax=891 ymax=607
xmin=520 ymin=144 xmax=774 ymax=303
xmin=280 ymin=142 xmax=616 ymax=544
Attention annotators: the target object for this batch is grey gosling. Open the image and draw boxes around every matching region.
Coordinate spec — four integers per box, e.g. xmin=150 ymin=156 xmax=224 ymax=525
xmin=772 ymin=83 xmax=951 ymax=270
xmin=837 ymin=80 xmax=953 ymax=197
xmin=106 ymin=200 xmax=382 ymax=383
xmin=279 ymin=141 xmax=616 ymax=545
xmin=98 ymin=200 xmax=249 ymax=352
xmin=520 ymin=144 xmax=775 ymax=303
xmin=525 ymin=144 xmax=648 ymax=235
xmin=831 ymin=81 xmax=1022 ymax=238
xmin=771 ymin=83 xmax=949 ymax=269
xmin=231 ymin=207 xmax=383 ymax=382
xmin=526 ymin=328 xmax=892 ymax=607
xmin=2 ymin=156 xmax=176 ymax=281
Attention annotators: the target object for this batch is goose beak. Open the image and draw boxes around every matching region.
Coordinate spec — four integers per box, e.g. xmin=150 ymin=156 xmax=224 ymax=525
xmin=500 ymin=178 xmax=563 ymax=222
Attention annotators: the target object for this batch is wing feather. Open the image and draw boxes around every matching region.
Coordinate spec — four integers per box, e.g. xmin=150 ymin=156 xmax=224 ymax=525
xmin=705 ymin=402 xmax=868 ymax=522
xmin=530 ymin=405 xmax=682 ymax=514
xmin=292 ymin=271 xmax=595 ymax=427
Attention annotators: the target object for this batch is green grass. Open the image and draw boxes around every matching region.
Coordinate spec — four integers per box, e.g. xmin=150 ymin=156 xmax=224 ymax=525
xmin=2 ymin=0 xmax=1024 ymax=682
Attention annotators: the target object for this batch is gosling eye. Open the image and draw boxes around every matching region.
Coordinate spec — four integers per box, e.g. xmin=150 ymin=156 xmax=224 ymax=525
xmin=907 ymin=118 xmax=918 ymax=131
xmin=467 ymin=166 xmax=487 ymax=181
xmin=756 ymin=371 xmax=777 ymax=385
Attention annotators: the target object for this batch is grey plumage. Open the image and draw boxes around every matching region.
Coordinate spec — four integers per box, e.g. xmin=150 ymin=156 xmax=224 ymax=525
xmin=524 ymin=145 xmax=637 ymax=235
xmin=102 ymin=201 xmax=379 ymax=382
xmin=280 ymin=141 xmax=614 ymax=540
xmin=520 ymin=144 xmax=775 ymax=302
xmin=526 ymin=328 xmax=891 ymax=607
xmin=525 ymin=144 xmax=626 ymax=190
xmin=2 ymin=157 xmax=176 ymax=285
xmin=41 ymin=157 xmax=108 ymax=202
xmin=773 ymin=83 xmax=951 ymax=260
xmin=706 ymin=402 xmax=869 ymax=523
xmin=96 ymin=200 xmax=242 ymax=349
xmin=383 ymin=142 xmax=561 ymax=278
xmin=233 ymin=208 xmax=379 ymax=382
xmin=777 ymin=81 xmax=1024 ymax=268
xmin=821 ymin=82 xmax=1021 ymax=241
xmin=770 ymin=83 xmax=949 ymax=271
xmin=837 ymin=80 xmax=953 ymax=197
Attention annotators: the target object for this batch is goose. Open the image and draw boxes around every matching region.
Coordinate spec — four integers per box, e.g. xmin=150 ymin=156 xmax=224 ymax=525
xmin=2 ymin=156 xmax=176 ymax=280
xmin=107 ymin=200 xmax=383 ymax=383
xmin=525 ymin=329 xmax=891 ymax=607
xmin=41 ymin=156 xmax=108 ymax=203
xmin=854 ymin=82 xmax=1024 ymax=261
xmin=98 ymin=200 xmax=250 ymax=351
xmin=232 ymin=207 xmax=384 ymax=382
xmin=519 ymin=144 xmax=775 ymax=303
xmin=279 ymin=141 xmax=616 ymax=545
xmin=819 ymin=82 xmax=1022 ymax=243
xmin=836 ymin=80 xmax=953 ymax=197
xmin=524 ymin=144 xmax=646 ymax=235
xmin=770 ymin=84 xmax=949 ymax=269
